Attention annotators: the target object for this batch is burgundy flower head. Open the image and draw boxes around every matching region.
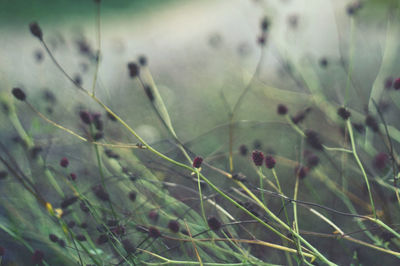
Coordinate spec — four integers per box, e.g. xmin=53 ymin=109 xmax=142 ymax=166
xmin=252 ymin=150 xmax=264 ymax=166
xmin=193 ymin=156 xmax=203 ymax=168
xmin=265 ymin=155 xmax=276 ymax=169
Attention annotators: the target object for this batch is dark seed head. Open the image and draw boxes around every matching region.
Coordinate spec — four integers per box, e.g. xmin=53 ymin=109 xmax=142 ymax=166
xmin=74 ymin=74 xmax=82 ymax=86
xmin=148 ymin=226 xmax=161 ymax=238
xmin=394 ymin=78 xmax=400 ymax=90
xmin=257 ymin=35 xmax=266 ymax=46
xmin=60 ymin=157 xmax=69 ymax=168
xmin=32 ymin=250 xmax=44 ymax=264
xmin=277 ymin=104 xmax=288 ymax=115
xmin=192 ymin=156 xmax=203 ymax=168
xmin=319 ymin=58 xmax=328 ymax=68
xmin=373 ymin=152 xmax=389 ymax=170
xmin=352 ymin=123 xmax=365 ymax=134
xmin=384 ymin=77 xmax=393 ymax=89
xmin=148 ymin=210 xmax=159 ymax=221
xmin=69 ymin=173 xmax=77 ymax=181
xmin=80 ymin=201 xmax=90 ymax=213
xmin=337 ymin=107 xmax=351 ymax=120
xmin=295 ymin=165 xmax=309 ymax=179
xmin=305 ymin=130 xmax=323 ymax=150
xmin=76 ymin=234 xmax=86 ymax=241
xmin=58 ymin=239 xmax=66 ymax=248
xmin=79 ymin=110 xmax=92 ymax=125
xmin=96 ymin=234 xmax=108 ymax=245
xmin=261 ymin=17 xmax=270 ymax=31
xmin=239 ymin=144 xmax=248 ymax=156
xmin=49 ymin=234 xmax=58 ymax=243
xmin=12 ymin=88 xmax=26 ymax=101
xmin=252 ymin=150 xmax=264 ymax=166
xmin=128 ymin=62 xmax=139 ymax=78
xmin=168 ymin=220 xmax=180 ymax=233
xmin=107 ymin=219 xmax=118 ymax=227
xmin=207 ymin=216 xmax=221 ymax=231
xmin=112 ymin=225 xmax=126 ymax=236
xmin=129 ymin=191 xmax=137 ymax=202
xmin=365 ymin=115 xmax=379 ymax=132
xmin=92 ymin=113 xmax=103 ymax=131
xmin=93 ymin=132 xmax=103 ymax=141
xmin=265 ymin=155 xmax=276 ymax=169
xmin=138 ymin=55 xmax=147 ymax=66
xmin=306 ymin=154 xmax=320 ymax=169
xmin=30 ymin=146 xmax=43 ymax=159
xmin=122 ymin=239 xmax=136 ymax=254
xmin=291 ymin=107 xmax=311 ymax=124
xmin=80 ymin=222 xmax=88 ymax=229
xmin=34 ymin=49 xmax=44 ymax=63
xmin=144 ymin=85 xmax=154 ymax=101
xmin=253 ymin=140 xmax=262 ymax=150
xmin=92 ymin=185 xmax=110 ymax=201
xmin=67 ymin=221 xmax=76 ymax=228
xmin=61 ymin=196 xmax=78 ymax=209
xmin=29 ymin=22 xmax=43 ymax=40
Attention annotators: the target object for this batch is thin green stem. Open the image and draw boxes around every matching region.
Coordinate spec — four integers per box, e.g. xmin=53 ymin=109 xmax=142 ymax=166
xmin=347 ymin=119 xmax=376 ymax=218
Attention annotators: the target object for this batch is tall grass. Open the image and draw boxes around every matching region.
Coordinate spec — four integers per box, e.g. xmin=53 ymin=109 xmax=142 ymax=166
xmin=1 ymin=0 xmax=400 ymax=265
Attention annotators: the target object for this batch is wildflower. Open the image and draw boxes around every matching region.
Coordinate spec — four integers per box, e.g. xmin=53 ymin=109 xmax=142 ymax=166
xmin=252 ymin=150 xmax=264 ymax=166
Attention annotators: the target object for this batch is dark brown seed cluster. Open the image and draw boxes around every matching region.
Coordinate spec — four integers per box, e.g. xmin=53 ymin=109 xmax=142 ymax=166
xmin=148 ymin=226 xmax=161 ymax=238
xmin=96 ymin=234 xmax=108 ymax=245
xmin=79 ymin=111 xmax=92 ymax=125
xmin=60 ymin=157 xmax=69 ymax=168
xmin=277 ymin=104 xmax=288 ymax=115
xmin=138 ymin=55 xmax=147 ymax=66
xmin=337 ymin=107 xmax=351 ymax=120
xmin=192 ymin=156 xmax=203 ymax=168
xmin=49 ymin=234 xmax=58 ymax=243
xmin=305 ymin=130 xmax=323 ymax=150
xmin=122 ymin=239 xmax=136 ymax=253
xmin=128 ymin=62 xmax=139 ymax=78
xmin=144 ymin=85 xmax=154 ymax=101
xmin=373 ymin=152 xmax=389 ymax=170
xmin=295 ymin=165 xmax=309 ymax=179
xmin=12 ymin=88 xmax=26 ymax=101
xmin=148 ymin=210 xmax=159 ymax=221
xmin=32 ymin=250 xmax=44 ymax=264
xmin=252 ymin=150 xmax=264 ymax=166
xmin=346 ymin=1 xmax=363 ymax=16
xmin=207 ymin=216 xmax=221 ymax=231
xmin=239 ymin=144 xmax=248 ymax=156
xmin=319 ymin=57 xmax=328 ymax=68
xmin=129 ymin=191 xmax=137 ymax=202
xmin=261 ymin=17 xmax=270 ymax=31
xmin=168 ymin=220 xmax=180 ymax=233
xmin=92 ymin=185 xmax=110 ymax=201
xmin=265 ymin=155 xmax=276 ymax=169
xmin=306 ymin=153 xmax=319 ymax=169
xmin=394 ymin=78 xmax=400 ymax=90
xmin=291 ymin=107 xmax=311 ymax=124
xmin=61 ymin=196 xmax=78 ymax=209
xmin=29 ymin=22 xmax=43 ymax=40
xmin=76 ymin=234 xmax=86 ymax=241
xmin=385 ymin=77 xmax=393 ymax=89
xmin=365 ymin=115 xmax=379 ymax=132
